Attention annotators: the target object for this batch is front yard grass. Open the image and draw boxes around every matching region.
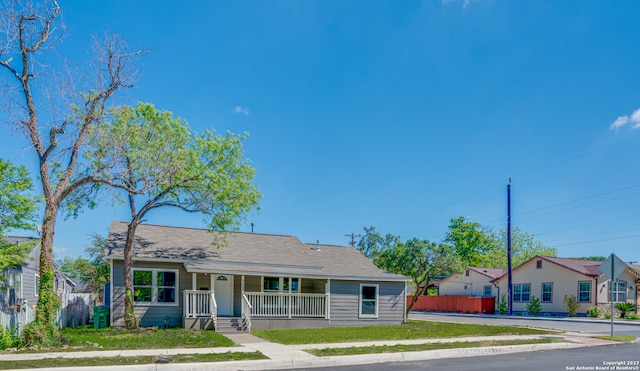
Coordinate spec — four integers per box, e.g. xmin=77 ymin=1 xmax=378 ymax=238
xmin=307 ymin=338 xmax=561 ymax=356
xmin=252 ymin=320 xmax=553 ymax=345
xmin=0 ymin=352 xmax=267 ymax=370
xmin=592 ymin=335 xmax=637 ymax=343
xmin=7 ymin=327 xmax=236 ymax=352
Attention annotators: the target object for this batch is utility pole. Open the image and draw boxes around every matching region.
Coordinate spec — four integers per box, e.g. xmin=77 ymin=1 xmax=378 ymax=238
xmin=507 ymin=178 xmax=513 ymax=316
xmin=345 ymin=233 xmax=361 ymax=248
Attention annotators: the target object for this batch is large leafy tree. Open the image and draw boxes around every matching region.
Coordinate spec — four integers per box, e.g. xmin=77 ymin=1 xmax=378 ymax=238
xmin=59 ymin=233 xmax=109 ymax=299
xmin=0 ymin=158 xmax=39 ymax=271
xmin=356 ymin=226 xmax=399 ymax=260
xmin=481 ymin=227 xmax=558 ymax=268
xmin=444 ymin=216 xmax=496 ymax=267
xmin=375 ymin=238 xmax=461 ymax=315
xmin=82 ymin=102 xmax=261 ymax=328
xmin=0 ymin=1 xmax=143 ymax=344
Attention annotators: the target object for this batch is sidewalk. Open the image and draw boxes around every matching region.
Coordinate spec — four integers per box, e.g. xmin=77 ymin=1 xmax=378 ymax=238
xmin=0 ymin=330 xmax=621 ymax=371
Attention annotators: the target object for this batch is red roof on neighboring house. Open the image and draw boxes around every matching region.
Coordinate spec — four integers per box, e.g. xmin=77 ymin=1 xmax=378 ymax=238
xmin=628 ymin=264 xmax=640 ymax=278
xmin=542 ymin=256 xmax=602 ymax=277
xmin=491 ymin=256 xmax=603 ymax=282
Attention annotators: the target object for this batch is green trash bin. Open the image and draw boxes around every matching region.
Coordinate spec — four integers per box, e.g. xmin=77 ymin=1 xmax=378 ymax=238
xmin=94 ymin=306 xmax=110 ymax=329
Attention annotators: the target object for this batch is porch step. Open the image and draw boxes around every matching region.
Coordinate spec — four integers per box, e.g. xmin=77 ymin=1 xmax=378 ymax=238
xmin=216 ymin=317 xmax=249 ymax=333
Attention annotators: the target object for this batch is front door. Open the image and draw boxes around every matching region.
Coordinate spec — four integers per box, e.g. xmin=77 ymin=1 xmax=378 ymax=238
xmin=214 ymin=275 xmax=233 ymax=316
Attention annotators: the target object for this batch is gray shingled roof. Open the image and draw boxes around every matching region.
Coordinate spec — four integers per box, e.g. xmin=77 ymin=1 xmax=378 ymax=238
xmin=106 ymin=221 xmax=408 ymax=281
xmin=468 ymin=267 xmax=507 ymax=280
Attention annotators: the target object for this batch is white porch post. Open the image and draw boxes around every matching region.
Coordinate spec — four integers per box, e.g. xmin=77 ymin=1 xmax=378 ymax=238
xmin=288 ymin=277 xmax=292 ymax=319
xmin=326 ymin=279 xmax=331 ymax=320
xmin=210 ymin=274 xmax=215 ymax=292
xmin=191 ymin=273 xmax=196 ymax=318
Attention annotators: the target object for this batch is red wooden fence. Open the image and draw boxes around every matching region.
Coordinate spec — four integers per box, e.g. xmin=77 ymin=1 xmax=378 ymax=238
xmin=407 ymin=295 xmax=496 ymax=314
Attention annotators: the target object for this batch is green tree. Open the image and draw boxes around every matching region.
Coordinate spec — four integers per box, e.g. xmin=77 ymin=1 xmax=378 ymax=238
xmin=375 ymin=238 xmax=461 ymax=315
xmin=0 ymin=159 xmax=39 ymax=271
xmin=0 ymin=1 xmax=144 ymax=345
xmin=356 ymin=226 xmax=399 ymax=260
xmin=82 ymin=103 xmax=261 ymax=328
xmin=481 ymin=227 xmax=557 ymax=268
xmin=58 ymin=233 xmax=109 ymax=299
xmin=444 ymin=216 xmax=495 ymax=267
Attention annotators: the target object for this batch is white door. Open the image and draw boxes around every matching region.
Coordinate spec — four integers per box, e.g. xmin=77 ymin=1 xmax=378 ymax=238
xmin=214 ymin=275 xmax=233 ymax=316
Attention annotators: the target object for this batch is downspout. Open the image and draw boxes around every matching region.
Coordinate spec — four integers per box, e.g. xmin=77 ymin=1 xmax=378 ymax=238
xmin=493 ymin=282 xmax=500 ymax=314
xmin=403 ymin=280 xmax=407 ymax=324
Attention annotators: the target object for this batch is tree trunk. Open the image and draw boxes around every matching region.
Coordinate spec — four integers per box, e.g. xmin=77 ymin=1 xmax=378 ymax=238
xmin=123 ymin=220 xmax=139 ymax=329
xmin=405 ymin=281 xmax=424 ymax=316
xmin=25 ymin=203 xmax=61 ymax=346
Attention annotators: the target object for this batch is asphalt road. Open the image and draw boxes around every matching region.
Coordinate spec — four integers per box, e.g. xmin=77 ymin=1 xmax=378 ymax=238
xmin=307 ymin=343 xmax=640 ymax=371
xmin=410 ymin=312 xmax=640 ymax=337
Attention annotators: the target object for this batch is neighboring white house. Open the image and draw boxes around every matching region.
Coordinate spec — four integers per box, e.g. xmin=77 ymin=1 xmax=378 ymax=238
xmin=491 ymin=256 xmax=639 ymax=315
xmin=437 ymin=256 xmax=640 ymax=316
xmin=438 ymin=267 xmax=506 ymax=297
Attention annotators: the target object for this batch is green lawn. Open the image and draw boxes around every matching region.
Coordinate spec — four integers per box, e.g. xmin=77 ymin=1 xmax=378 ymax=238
xmin=252 ymin=320 xmax=553 ymax=345
xmin=53 ymin=327 xmax=235 ymax=351
xmin=307 ymin=338 xmax=560 ymax=356
xmin=0 ymin=352 xmax=267 ymax=370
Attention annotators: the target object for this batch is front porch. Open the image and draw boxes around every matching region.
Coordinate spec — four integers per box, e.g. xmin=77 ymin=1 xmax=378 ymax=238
xmin=182 ymin=273 xmax=329 ymax=331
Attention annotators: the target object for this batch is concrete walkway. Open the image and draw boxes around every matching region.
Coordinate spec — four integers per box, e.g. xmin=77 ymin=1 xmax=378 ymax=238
xmin=0 ymin=330 xmax=624 ymax=371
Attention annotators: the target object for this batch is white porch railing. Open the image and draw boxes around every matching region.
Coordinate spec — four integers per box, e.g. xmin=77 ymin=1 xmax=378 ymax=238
xmin=183 ymin=290 xmax=217 ymax=329
xmin=244 ymin=292 xmax=327 ymax=318
xmin=241 ymin=294 xmax=252 ymax=331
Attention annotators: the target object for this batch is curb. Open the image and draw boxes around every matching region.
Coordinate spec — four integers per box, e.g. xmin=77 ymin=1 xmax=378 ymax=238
xmin=410 ymin=311 xmax=640 ymax=327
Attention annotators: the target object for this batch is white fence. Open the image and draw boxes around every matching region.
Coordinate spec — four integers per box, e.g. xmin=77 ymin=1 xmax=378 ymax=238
xmin=58 ymin=293 xmax=95 ymax=328
xmin=1 ymin=292 xmax=94 ymax=336
xmin=0 ymin=307 xmax=34 ymax=336
xmin=245 ymin=292 xmax=327 ymax=318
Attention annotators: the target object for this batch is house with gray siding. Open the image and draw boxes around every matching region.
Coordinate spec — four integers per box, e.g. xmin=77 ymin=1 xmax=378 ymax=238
xmin=0 ymin=237 xmax=40 ymax=315
xmin=105 ymin=221 xmax=409 ymax=331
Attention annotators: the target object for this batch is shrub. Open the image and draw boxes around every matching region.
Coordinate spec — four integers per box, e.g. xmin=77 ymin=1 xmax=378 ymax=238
xmin=498 ymin=294 xmax=508 ymax=315
xmin=526 ymin=296 xmax=541 ymax=316
xmin=604 ymin=312 xmax=611 ymax=319
xmin=624 ymin=313 xmax=639 ymax=320
xmin=588 ymin=306 xmax=601 ymax=318
xmin=0 ymin=326 xmax=19 ymax=350
xmin=563 ymin=295 xmax=580 ymax=317
xmin=614 ymin=303 xmax=637 ymax=319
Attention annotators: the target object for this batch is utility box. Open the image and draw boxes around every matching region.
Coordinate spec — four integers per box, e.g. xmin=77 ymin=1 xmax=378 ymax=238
xmin=93 ymin=306 xmax=110 ymax=329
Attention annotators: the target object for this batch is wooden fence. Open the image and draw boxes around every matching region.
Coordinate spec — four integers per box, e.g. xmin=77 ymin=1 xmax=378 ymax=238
xmin=407 ymin=295 xmax=496 ymax=314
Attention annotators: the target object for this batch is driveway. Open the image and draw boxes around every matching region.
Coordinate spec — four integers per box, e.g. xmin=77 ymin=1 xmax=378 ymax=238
xmin=409 ymin=312 xmax=640 ymax=337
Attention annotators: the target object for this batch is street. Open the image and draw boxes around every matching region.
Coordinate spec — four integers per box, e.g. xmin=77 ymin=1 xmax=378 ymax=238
xmin=410 ymin=312 xmax=640 ymax=337
xmin=306 ymin=343 xmax=639 ymax=371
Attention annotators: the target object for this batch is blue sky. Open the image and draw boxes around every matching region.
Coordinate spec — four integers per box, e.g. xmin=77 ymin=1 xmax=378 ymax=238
xmin=2 ymin=0 xmax=640 ymax=263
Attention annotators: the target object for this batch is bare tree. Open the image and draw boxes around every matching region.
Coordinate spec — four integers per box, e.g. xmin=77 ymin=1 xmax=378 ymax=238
xmin=0 ymin=0 xmax=144 ymax=344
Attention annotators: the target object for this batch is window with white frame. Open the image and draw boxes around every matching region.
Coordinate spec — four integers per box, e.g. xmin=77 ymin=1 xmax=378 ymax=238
xmin=262 ymin=277 xmax=300 ymax=292
xmin=6 ymin=269 xmax=22 ymax=306
xmin=284 ymin=278 xmax=299 ymax=292
xmin=542 ymin=283 xmax=553 ymax=303
xmin=359 ymin=284 xmax=378 ymax=318
xmin=610 ymin=281 xmax=626 ymax=303
xmin=578 ymin=281 xmax=591 ymax=302
xmin=133 ymin=269 xmax=177 ymax=305
xmin=483 ymin=285 xmax=492 ymax=297
xmin=513 ymin=284 xmax=530 ymax=302
xmin=263 ymin=277 xmax=280 ymax=291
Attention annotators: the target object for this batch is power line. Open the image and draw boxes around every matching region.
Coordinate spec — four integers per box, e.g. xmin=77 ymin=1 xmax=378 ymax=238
xmin=549 ymin=234 xmax=640 ymax=248
xmin=514 ymin=183 xmax=640 ymax=218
